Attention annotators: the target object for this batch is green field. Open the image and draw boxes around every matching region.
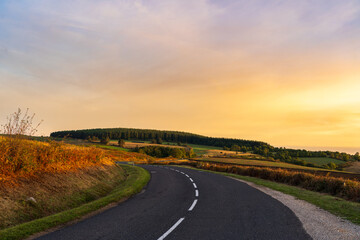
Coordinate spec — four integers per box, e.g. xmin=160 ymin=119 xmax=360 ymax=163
xmin=116 ymin=140 xmax=223 ymax=155
xmin=96 ymin=145 xmax=130 ymax=152
xmin=185 ymin=144 xmax=222 ymax=155
xmin=300 ymin=157 xmax=345 ymax=165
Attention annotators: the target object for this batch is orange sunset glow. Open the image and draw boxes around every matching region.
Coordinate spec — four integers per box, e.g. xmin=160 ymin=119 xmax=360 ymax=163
xmin=1 ymin=1 xmax=360 ymax=153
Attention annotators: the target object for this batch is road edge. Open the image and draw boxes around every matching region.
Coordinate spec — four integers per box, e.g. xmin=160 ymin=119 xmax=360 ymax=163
xmin=176 ymin=165 xmax=360 ymax=239
xmin=229 ymin=177 xmax=360 ymax=240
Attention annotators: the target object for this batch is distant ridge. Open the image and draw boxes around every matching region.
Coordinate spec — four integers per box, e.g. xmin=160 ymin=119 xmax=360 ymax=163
xmin=50 ymin=127 xmax=269 ymax=150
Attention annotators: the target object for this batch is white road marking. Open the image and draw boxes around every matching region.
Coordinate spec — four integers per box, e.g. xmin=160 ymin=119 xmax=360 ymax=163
xmin=156 ymin=169 xmax=200 ymax=237
xmin=157 ymin=218 xmax=185 ymax=240
xmin=188 ymin=199 xmax=198 ymax=211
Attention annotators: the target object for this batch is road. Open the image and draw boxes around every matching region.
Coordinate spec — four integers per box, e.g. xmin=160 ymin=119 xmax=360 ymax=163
xmin=37 ymin=165 xmax=311 ymax=240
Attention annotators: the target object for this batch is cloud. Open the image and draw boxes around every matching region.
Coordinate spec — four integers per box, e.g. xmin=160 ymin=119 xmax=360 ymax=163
xmin=1 ymin=0 xmax=360 ymax=148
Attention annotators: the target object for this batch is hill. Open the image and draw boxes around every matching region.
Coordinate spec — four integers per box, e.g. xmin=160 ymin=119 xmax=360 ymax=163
xmin=50 ymin=127 xmax=360 ymax=169
xmin=50 ymin=127 xmax=269 ymax=150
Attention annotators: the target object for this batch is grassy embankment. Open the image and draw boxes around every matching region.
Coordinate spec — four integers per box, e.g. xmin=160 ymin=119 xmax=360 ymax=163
xmin=194 ymin=157 xmax=328 ymax=171
xmin=0 ymin=136 xmax=150 ymax=240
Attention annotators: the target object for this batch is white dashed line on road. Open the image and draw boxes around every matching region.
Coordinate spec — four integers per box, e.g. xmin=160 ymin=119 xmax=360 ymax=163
xmin=157 ymin=218 xmax=185 ymax=240
xmin=160 ymin=167 xmax=199 ymax=238
xmin=188 ymin=199 xmax=198 ymax=211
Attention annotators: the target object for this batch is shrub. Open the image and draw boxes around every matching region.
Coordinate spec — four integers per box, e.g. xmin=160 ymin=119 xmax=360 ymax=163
xmin=118 ymin=139 xmax=125 ymax=148
xmin=100 ymin=136 xmax=110 ymax=145
xmin=132 ymin=146 xmax=194 ymax=158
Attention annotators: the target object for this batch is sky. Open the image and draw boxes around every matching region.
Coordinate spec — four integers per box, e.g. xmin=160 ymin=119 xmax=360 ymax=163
xmin=1 ymin=0 xmax=360 ymax=152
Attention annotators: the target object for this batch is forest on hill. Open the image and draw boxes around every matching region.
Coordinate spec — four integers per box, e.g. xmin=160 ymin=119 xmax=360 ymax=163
xmin=50 ymin=128 xmax=268 ymax=150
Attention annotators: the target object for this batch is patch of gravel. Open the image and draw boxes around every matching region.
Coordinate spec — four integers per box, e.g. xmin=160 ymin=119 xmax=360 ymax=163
xmin=230 ymin=177 xmax=360 ymax=240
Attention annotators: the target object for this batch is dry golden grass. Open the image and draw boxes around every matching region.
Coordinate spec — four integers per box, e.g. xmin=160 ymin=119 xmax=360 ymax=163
xmin=104 ymin=148 xmax=154 ymax=164
xmin=195 ymin=157 xmax=323 ymax=170
xmin=0 ymin=164 xmax=125 ymax=229
xmin=204 ymin=149 xmax=258 ymax=157
xmin=0 ymin=136 xmax=108 ymax=184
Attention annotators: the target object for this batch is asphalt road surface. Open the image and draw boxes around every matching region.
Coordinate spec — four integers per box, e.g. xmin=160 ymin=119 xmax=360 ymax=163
xmin=37 ymin=165 xmax=311 ymax=240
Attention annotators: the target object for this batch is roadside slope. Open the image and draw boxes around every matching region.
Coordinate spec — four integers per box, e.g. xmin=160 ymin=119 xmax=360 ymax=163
xmin=0 ymin=164 xmax=150 ymax=240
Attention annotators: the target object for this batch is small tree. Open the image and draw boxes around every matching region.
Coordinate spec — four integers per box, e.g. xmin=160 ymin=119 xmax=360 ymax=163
xmin=354 ymin=152 xmax=360 ymax=161
xmin=100 ymin=136 xmax=110 ymax=145
xmin=91 ymin=136 xmax=99 ymax=142
xmin=118 ymin=139 xmax=125 ymax=148
xmin=156 ymin=137 xmax=163 ymax=144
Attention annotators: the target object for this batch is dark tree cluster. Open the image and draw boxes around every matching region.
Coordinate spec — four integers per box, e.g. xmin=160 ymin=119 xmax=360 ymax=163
xmin=133 ymin=146 xmax=195 ymax=158
xmin=50 ymin=127 xmax=267 ymax=150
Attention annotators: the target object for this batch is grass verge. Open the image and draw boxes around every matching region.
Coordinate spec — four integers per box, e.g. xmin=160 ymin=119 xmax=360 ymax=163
xmin=179 ymin=165 xmax=360 ymax=225
xmin=0 ymin=164 xmax=150 ymax=240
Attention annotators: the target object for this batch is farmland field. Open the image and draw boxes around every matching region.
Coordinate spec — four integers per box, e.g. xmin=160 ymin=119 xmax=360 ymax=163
xmin=185 ymin=143 xmax=222 ymax=155
xmin=195 ymin=157 xmax=336 ymax=171
xmin=300 ymin=157 xmax=345 ymax=165
xmin=96 ymin=145 xmax=130 ymax=152
xmin=345 ymin=162 xmax=360 ymax=174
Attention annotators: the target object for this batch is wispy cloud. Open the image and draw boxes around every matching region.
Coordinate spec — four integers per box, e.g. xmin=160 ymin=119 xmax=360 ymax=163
xmin=1 ymin=0 xmax=360 ymax=148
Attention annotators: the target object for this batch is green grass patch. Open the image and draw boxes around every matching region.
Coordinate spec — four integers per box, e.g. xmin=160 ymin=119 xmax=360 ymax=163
xmin=0 ymin=165 xmax=150 ymax=240
xmin=187 ymin=143 xmax=222 ymax=150
xmin=96 ymin=145 xmax=130 ymax=152
xmin=180 ymin=166 xmax=360 ymax=225
xmin=185 ymin=144 xmax=222 ymax=155
xmin=300 ymin=157 xmax=345 ymax=165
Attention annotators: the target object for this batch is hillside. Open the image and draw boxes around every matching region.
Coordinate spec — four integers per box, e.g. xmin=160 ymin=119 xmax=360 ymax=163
xmin=50 ymin=127 xmax=269 ymax=150
xmin=50 ymin=128 xmax=360 ymax=167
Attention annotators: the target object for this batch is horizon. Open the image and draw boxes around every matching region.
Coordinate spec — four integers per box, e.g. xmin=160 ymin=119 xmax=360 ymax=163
xmin=1 ymin=0 xmax=360 ymax=151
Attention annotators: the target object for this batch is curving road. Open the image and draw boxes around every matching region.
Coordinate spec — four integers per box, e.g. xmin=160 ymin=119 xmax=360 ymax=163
xmin=37 ymin=165 xmax=311 ymax=240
